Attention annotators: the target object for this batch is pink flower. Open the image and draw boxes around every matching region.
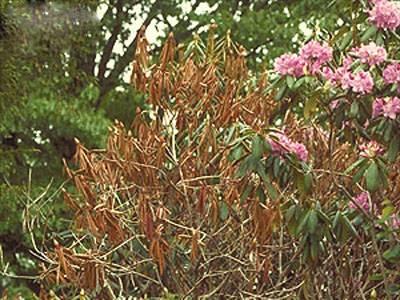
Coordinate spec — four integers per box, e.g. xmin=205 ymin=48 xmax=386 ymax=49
xmin=321 ymin=66 xmax=334 ymax=81
xmin=300 ymin=41 xmax=333 ymax=74
xmin=383 ymin=62 xmax=400 ymax=85
xmin=274 ymin=53 xmax=305 ymax=77
xmin=369 ymin=0 xmax=385 ymax=3
xmin=349 ymin=192 xmax=370 ymax=211
xmin=268 ymin=133 xmax=308 ymax=161
xmin=359 ymin=141 xmax=384 ymax=158
xmin=351 ymin=43 xmax=387 ymax=66
xmin=343 ymin=56 xmax=354 ymax=69
xmin=372 ymin=98 xmax=385 ymax=118
xmin=343 ymin=71 xmax=374 ymax=94
xmin=383 ymin=97 xmax=400 ymax=119
xmin=291 ymin=142 xmax=309 ymax=162
xmin=269 ymin=133 xmax=292 ymax=155
xmin=322 ymin=57 xmax=354 ymax=87
xmin=372 ymin=97 xmax=400 ymax=119
xmin=369 ymin=0 xmax=400 ymax=30
xmin=340 ymin=72 xmax=354 ymax=89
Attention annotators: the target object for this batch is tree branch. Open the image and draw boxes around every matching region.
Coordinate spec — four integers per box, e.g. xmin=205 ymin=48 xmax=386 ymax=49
xmin=94 ymin=0 xmax=162 ymax=110
xmin=97 ymin=0 xmax=124 ymax=82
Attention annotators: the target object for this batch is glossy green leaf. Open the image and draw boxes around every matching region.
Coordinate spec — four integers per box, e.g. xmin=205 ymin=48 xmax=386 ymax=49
xmin=307 ymin=210 xmax=318 ymax=234
xmin=365 ymin=162 xmax=380 ymax=192
xmin=387 ymin=137 xmax=400 ymax=162
xmin=360 ymin=25 xmax=378 ymax=42
xmin=219 ymin=201 xmax=229 ymax=221
xmin=383 ymin=245 xmax=400 ymax=263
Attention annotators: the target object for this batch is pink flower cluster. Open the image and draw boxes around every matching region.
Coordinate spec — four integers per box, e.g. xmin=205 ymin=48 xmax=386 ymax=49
xmin=372 ymin=97 xmax=400 ymax=119
xmin=274 ymin=41 xmax=332 ymax=77
xmin=322 ymin=57 xmax=374 ymax=94
xmin=383 ymin=62 xmax=400 ymax=85
xmin=369 ymin=0 xmax=400 ymax=30
xmin=321 ymin=57 xmax=352 ymax=85
xmin=274 ymin=54 xmax=305 ymax=77
xmin=359 ymin=140 xmax=385 ymax=158
xmin=350 ymin=192 xmax=370 ymax=211
xmin=268 ymin=133 xmax=308 ymax=161
xmin=300 ymin=41 xmax=333 ymax=74
xmin=351 ymin=43 xmax=387 ymax=66
xmin=342 ymin=71 xmax=374 ymax=94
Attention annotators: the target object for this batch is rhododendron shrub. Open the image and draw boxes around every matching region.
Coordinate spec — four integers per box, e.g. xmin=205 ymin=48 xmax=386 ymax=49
xmin=23 ymin=1 xmax=400 ymax=299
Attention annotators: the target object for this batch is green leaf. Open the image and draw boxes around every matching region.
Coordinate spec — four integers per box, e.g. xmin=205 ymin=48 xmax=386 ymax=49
xmin=273 ymin=158 xmax=280 ymax=178
xmin=275 ymin=84 xmax=287 ymax=101
xmin=286 ymin=75 xmax=295 ymax=89
xmin=365 ymin=162 xmax=380 ymax=192
xmin=310 ymin=237 xmax=319 ymax=260
xmin=352 ymin=161 xmax=369 ymax=183
xmin=297 ymin=172 xmax=312 ymax=195
xmin=255 ymin=186 xmax=266 ymax=204
xmin=304 ymin=173 xmax=313 ymax=194
xmin=256 ymin=162 xmax=278 ymax=200
xmin=307 ymin=210 xmax=318 ymax=234
xmin=383 ymin=245 xmax=400 ymax=263
xmin=376 ymin=31 xmax=385 ymax=46
xmin=219 ymin=201 xmax=229 ymax=221
xmin=236 ymin=156 xmax=251 ymax=178
xmin=285 ymin=205 xmax=297 ymax=222
xmin=333 ymin=211 xmax=341 ymax=229
xmin=228 ymin=145 xmax=244 ymax=162
xmin=369 ymin=273 xmax=384 ymax=281
xmin=240 ymin=184 xmax=253 ymax=204
xmin=387 ymin=138 xmax=400 ymax=162
xmin=252 ymin=135 xmax=264 ymax=159
xmin=350 ymin=101 xmax=359 ymax=117
xmin=344 ymin=158 xmax=367 ymax=174
xmin=317 ymin=209 xmax=330 ymax=224
xmin=296 ymin=211 xmax=311 ymax=235
xmin=294 ymin=77 xmax=306 ymax=89
xmin=342 ymin=215 xmax=359 ymax=238
xmin=339 ymin=31 xmax=353 ymax=50
xmin=360 ymin=25 xmax=378 ymax=42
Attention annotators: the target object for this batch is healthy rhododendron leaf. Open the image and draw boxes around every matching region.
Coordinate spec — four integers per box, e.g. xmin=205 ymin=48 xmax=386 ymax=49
xmin=240 ymin=185 xmax=253 ymax=204
xmin=353 ymin=160 xmax=370 ymax=183
xmin=307 ymin=210 xmax=318 ymax=234
xmin=345 ymin=158 xmax=367 ymax=174
xmin=342 ymin=215 xmax=359 ymax=238
xmin=350 ymin=101 xmax=359 ymax=117
xmin=383 ymin=245 xmax=400 ymax=263
xmin=256 ymin=186 xmax=266 ymax=204
xmin=365 ymin=162 xmax=380 ymax=192
xmin=285 ymin=205 xmax=297 ymax=223
xmin=252 ymin=135 xmax=265 ymax=159
xmin=219 ymin=202 xmax=229 ymax=221
xmin=361 ymin=26 xmax=378 ymax=42
xmin=294 ymin=77 xmax=306 ymax=89
xmin=339 ymin=31 xmax=353 ymax=50
xmin=296 ymin=210 xmax=311 ymax=236
xmin=286 ymin=75 xmax=295 ymax=89
xmin=275 ymin=84 xmax=288 ymax=101
xmin=387 ymin=137 xmax=400 ymax=162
